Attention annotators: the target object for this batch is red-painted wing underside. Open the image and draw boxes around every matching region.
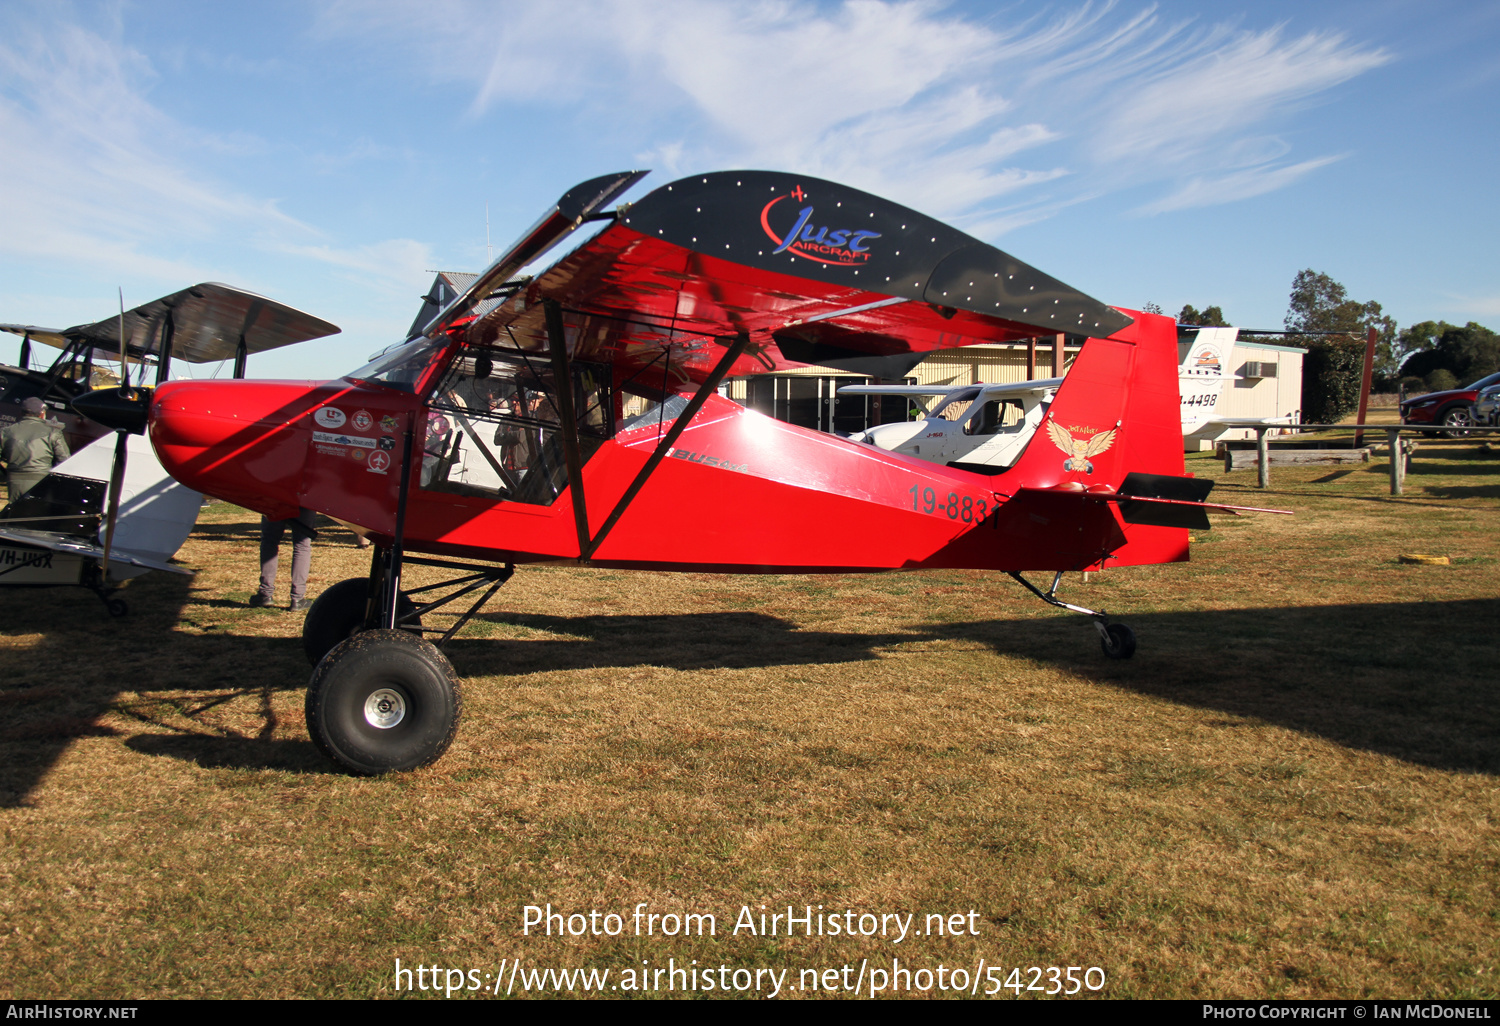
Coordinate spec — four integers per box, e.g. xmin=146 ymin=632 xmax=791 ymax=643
xmin=461 ymin=170 xmax=1131 ymax=385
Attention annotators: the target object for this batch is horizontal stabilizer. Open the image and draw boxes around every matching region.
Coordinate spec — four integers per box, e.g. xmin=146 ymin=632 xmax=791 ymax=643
xmin=1113 ymin=472 xmax=1214 ymax=530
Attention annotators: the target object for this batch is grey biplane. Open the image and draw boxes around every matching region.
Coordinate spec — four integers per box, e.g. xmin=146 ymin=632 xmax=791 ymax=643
xmin=0 ymin=283 xmax=339 ymax=614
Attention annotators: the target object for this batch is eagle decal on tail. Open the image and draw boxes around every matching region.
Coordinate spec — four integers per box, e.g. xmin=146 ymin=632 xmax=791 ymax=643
xmin=1047 ymin=420 xmax=1117 ymax=475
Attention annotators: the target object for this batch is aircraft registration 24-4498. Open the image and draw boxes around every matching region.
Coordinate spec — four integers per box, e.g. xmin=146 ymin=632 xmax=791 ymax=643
xmin=76 ymin=169 xmax=1286 ymax=775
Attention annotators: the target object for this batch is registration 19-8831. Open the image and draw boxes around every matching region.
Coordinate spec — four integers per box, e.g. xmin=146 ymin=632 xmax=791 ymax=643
xmin=909 ymin=485 xmax=998 ymax=526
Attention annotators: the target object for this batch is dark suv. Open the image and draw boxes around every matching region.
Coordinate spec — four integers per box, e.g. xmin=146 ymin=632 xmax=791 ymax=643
xmin=1400 ymin=371 xmax=1500 ymax=435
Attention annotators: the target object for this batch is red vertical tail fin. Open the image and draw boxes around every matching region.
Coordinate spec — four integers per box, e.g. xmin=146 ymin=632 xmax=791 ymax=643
xmin=1004 ymin=309 xmax=1190 ymax=568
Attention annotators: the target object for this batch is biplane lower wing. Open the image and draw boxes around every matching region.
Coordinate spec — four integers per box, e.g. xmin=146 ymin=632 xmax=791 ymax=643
xmin=0 ymin=526 xmax=191 ymax=576
xmin=0 ymin=431 xmax=200 ymax=589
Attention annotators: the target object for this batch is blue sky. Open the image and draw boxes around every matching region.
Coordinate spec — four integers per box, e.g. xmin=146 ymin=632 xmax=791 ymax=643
xmin=1 ymin=0 xmax=1496 ymax=379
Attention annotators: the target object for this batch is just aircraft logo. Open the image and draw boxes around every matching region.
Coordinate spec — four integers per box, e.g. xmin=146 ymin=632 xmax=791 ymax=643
xmin=759 ymin=184 xmax=881 ymax=266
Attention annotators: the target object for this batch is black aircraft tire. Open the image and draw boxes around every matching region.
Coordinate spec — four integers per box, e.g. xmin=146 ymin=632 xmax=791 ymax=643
xmin=1100 ymin=623 xmax=1137 ymax=660
xmin=305 ymin=628 xmax=462 ymax=775
xmin=303 ymin=578 xmax=422 ymax=666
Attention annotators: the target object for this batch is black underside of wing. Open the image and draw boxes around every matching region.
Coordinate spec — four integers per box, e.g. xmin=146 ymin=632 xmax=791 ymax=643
xmin=772 ymin=328 xmax=929 ymax=379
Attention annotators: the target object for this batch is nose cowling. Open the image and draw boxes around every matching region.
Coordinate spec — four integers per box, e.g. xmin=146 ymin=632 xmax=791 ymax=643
xmin=71 ymin=386 xmax=153 ymax=434
xmin=149 ymin=379 xmax=326 ymax=517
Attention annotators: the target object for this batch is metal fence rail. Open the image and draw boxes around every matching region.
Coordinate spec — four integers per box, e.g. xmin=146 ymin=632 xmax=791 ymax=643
xmin=1232 ymin=423 xmax=1500 ymax=494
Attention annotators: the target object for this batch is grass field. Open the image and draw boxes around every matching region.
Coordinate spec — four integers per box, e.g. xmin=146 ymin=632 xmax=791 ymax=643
xmin=1 ymin=429 xmax=1496 ymax=1000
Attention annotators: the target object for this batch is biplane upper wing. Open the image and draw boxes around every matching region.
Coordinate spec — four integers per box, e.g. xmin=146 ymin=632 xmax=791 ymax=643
xmin=1 ymin=283 xmax=339 ymax=365
xmin=0 ymin=324 xmax=70 ymax=350
xmin=448 ymin=171 xmax=1132 ymax=387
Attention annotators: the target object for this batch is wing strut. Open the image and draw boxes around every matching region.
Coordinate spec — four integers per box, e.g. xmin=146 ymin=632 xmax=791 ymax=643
xmin=543 ymin=299 xmax=591 ymax=558
xmin=580 ymin=332 xmax=751 ymax=561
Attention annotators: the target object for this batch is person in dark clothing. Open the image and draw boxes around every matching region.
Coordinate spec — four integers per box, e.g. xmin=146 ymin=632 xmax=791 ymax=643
xmin=1 ymin=397 xmax=70 ymax=499
xmin=251 ymin=507 xmax=318 ymax=611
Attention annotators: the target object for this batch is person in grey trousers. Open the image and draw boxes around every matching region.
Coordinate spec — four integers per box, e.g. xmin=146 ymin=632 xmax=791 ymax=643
xmin=251 ymin=507 xmax=318 ymax=611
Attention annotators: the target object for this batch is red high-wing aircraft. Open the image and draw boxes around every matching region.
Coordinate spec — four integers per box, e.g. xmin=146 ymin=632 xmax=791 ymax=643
xmin=76 ymin=170 xmax=1280 ymax=775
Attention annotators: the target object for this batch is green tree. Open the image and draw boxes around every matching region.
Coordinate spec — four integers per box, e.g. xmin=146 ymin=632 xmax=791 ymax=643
xmin=1284 ymin=269 xmax=1398 ymax=419
xmin=1425 ymin=368 xmax=1457 ymax=392
xmin=1177 ymin=304 xmax=1231 ymax=326
xmin=1397 ymin=321 xmax=1500 ymax=386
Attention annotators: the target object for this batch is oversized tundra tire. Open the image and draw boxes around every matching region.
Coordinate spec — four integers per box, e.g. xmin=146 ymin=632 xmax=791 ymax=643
xmin=305 ymin=628 xmax=461 ymax=774
xmin=303 ymin=578 xmax=422 ymax=666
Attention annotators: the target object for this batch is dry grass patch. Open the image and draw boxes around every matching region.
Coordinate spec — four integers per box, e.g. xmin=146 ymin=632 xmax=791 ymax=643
xmin=1 ymin=441 xmax=1497 ymax=999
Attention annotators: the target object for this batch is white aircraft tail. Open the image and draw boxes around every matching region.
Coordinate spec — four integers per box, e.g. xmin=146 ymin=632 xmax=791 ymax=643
xmin=1178 ymin=327 xmax=1238 ymax=433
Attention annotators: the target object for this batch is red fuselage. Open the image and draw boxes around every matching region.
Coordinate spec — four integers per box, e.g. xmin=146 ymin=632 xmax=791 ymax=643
xmin=148 ymin=310 xmax=1189 ymax=575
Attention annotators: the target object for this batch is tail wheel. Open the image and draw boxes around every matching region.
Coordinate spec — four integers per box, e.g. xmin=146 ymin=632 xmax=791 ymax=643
xmin=1100 ymin=622 xmax=1136 ymax=659
xmin=305 ymin=628 xmax=461 ymax=774
xmin=302 ymin=578 xmax=423 ymax=666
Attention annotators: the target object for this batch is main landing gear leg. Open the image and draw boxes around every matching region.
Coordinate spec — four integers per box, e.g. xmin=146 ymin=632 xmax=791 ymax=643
xmin=1007 ymin=570 xmax=1136 ymax=660
xmin=303 ymin=426 xmax=484 ymax=775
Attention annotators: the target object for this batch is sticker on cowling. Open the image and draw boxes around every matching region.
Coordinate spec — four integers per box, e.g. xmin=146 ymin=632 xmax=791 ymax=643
xmin=313 ymin=407 xmax=346 ymax=429
xmin=313 ymin=431 xmax=376 ymax=449
xmin=367 ymin=450 xmax=391 ymax=474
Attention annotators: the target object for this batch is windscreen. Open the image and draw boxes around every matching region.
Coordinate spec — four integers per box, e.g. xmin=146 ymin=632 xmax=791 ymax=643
xmin=346 ymin=337 xmax=448 ymax=392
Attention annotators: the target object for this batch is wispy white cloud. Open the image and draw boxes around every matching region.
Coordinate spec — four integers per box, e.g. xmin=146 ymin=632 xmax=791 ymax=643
xmin=1134 ymin=155 xmax=1345 ymax=215
xmin=0 ymin=21 xmax=306 ymax=270
xmin=318 ymin=0 xmax=1389 ymax=236
xmin=271 ymin=237 xmax=435 ymax=291
xmin=1449 ymin=293 xmax=1500 ymax=318
xmin=0 ymin=12 xmax=430 ymax=305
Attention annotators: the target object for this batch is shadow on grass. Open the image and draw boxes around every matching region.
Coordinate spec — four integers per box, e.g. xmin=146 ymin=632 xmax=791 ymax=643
xmin=3 ymin=582 xmax=1497 ymax=803
xmin=0 ymin=565 xmax=322 ymax=805
xmin=450 ymin=610 xmax=906 ymax=675
xmin=183 ymin=518 xmax=266 ymax=544
xmin=125 ymin=733 xmax=330 ymax=773
xmin=1421 ymin=484 xmax=1500 ymax=500
xmin=926 ymin=597 xmax=1500 ymax=776
xmin=1407 ymin=461 xmax=1500 ymax=477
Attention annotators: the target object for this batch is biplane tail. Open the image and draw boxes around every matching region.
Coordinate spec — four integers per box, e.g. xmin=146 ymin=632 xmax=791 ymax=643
xmin=0 ymin=432 xmax=200 ymax=582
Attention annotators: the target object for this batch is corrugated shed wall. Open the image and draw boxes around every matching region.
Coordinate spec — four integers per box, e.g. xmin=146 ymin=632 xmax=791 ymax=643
xmin=1217 ymin=344 xmax=1305 ymax=425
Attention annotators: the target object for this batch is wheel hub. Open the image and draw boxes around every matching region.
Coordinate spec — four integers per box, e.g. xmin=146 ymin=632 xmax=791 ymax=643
xmin=364 ymin=688 xmax=407 ymax=729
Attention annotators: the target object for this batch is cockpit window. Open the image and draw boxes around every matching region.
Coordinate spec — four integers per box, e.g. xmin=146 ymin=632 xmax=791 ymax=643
xmin=963 ymin=398 xmax=1026 ymax=435
xmin=345 ymin=337 xmax=447 ymax=392
xmin=418 ymin=345 xmax=611 ymax=506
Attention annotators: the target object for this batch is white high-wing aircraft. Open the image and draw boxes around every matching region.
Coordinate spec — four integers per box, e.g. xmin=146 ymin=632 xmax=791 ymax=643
xmin=839 ymin=327 xmax=1269 ymax=473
